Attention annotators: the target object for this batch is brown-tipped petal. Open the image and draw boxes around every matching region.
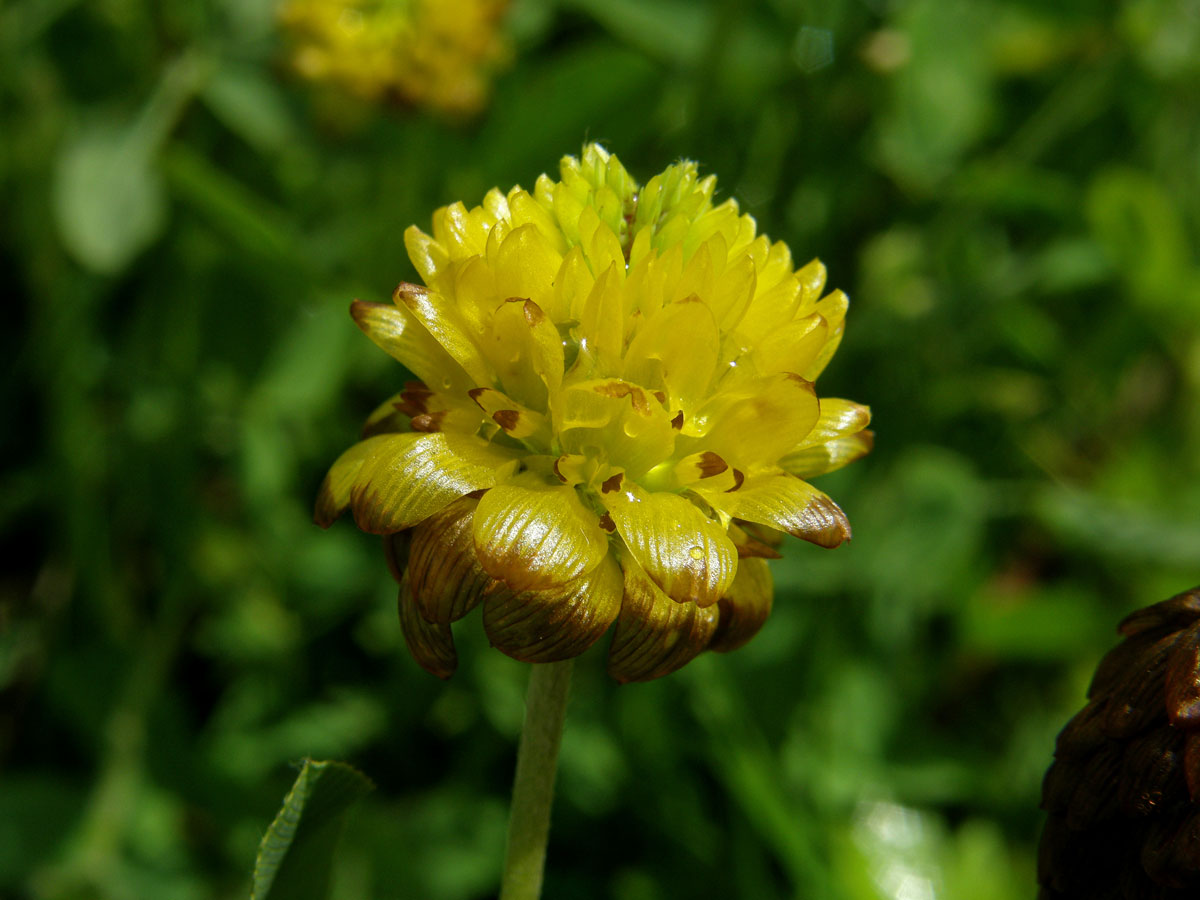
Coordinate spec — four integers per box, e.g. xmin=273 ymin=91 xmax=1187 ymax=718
xmin=407 ymin=498 xmax=491 ymax=624
xmin=349 ymin=432 xmax=519 ymax=535
xmin=698 ymin=474 xmax=851 ymax=549
xmin=398 ymin=571 xmax=456 ymax=679
xmin=472 ymin=483 xmax=608 ymax=592
xmin=606 ymin=556 xmax=719 ymax=683
xmin=709 ymin=557 xmax=773 ymax=653
xmin=314 ymin=434 xmax=398 ymax=528
xmin=483 ymin=553 xmax=623 ymax=664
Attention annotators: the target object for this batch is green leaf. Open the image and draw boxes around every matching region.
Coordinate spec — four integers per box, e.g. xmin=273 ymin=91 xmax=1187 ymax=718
xmin=251 ymin=759 xmax=374 ymax=900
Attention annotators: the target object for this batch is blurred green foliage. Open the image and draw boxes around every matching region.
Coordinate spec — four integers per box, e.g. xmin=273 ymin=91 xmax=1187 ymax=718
xmin=3 ymin=0 xmax=1200 ymax=897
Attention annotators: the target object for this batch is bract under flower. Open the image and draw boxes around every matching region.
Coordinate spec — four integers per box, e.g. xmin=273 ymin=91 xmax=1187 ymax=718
xmin=317 ymin=144 xmax=872 ymax=681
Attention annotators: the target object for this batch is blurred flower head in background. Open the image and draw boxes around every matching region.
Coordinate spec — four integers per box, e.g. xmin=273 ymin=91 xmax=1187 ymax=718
xmin=278 ymin=0 xmax=510 ymax=115
xmin=1040 ymin=585 xmax=1200 ymax=899
xmin=316 ymin=144 xmax=871 ymax=681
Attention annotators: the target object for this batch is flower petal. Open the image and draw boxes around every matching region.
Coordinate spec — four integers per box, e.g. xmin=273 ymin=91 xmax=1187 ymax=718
xmin=393 ymin=282 xmax=492 ymax=385
xmin=748 ymin=312 xmax=829 ymax=377
xmin=606 ymin=554 xmax=719 ymax=683
xmin=350 ymin=432 xmax=519 ymax=534
xmin=795 ymin=398 xmax=871 ymax=448
xmin=557 ymin=380 xmax=677 ymax=479
xmin=600 ymin=481 xmax=737 ymax=607
xmin=472 ymin=483 xmax=609 ymax=592
xmin=709 ymin=558 xmax=773 ymax=653
xmin=780 ymin=431 xmax=875 ymax=479
xmin=398 ymin=571 xmax=457 ymax=679
xmin=483 ymin=552 xmax=622 ymax=663
xmin=408 ymin=498 xmax=491 ymax=624
xmin=623 ymin=296 xmax=720 ymax=415
xmin=350 ymin=299 xmax=474 ymax=396
xmin=698 ymin=474 xmax=851 ymax=548
xmin=693 ymin=373 xmax=820 ymax=469
xmin=314 ymin=434 xmax=395 ymax=528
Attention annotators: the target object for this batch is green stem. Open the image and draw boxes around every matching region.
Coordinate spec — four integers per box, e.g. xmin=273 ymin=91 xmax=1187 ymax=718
xmin=499 ymin=659 xmax=574 ymax=900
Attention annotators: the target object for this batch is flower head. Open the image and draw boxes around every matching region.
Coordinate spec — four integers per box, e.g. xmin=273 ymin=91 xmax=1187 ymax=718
xmin=316 ymin=144 xmax=872 ymax=681
xmin=278 ymin=0 xmax=509 ymax=116
xmin=1041 ymin=585 xmax=1200 ymax=898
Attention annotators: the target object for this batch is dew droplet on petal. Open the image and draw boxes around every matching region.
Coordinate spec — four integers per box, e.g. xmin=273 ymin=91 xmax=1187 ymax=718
xmin=688 ymin=546 xmax=704 ymax=560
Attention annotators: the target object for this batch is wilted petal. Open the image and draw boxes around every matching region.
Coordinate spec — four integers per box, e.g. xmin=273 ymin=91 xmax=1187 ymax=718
xmin=607 ymin=556 xmax=719 ymax=683
xmin=698 ymin=474 xmax=851 ymax=548
xmin=398 ymin=571 xmax=457 ymax=679
xmin=709 ymin=558 xmax=773 ymax=653
xmin=314 ymin=434 xmax=394 ymax=528
xmin=407 ymin=498 xmax=491 ymax=624
xmin=600 ymin=481 xmax=737 ymax=607
xmin=350 ymin=432 xmax=519 ymax=534
xmin=472 ymin=483 xmax=608 ymax=591
xmin=483 ymin=553 xmax=622 ymax=663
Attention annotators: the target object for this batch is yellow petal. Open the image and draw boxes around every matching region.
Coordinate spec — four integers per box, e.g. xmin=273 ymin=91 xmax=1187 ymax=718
xmin=493 ymin=223 xmax=564 ymax=314
xmin=606 ymin=554 xmax=719 ymax=683
xmin=350 ymin=299 xmax=473 ymax=396
xmin=350 ymin=432 xmax=519 ymax=534
xmin=780 ymin=431 xmax=875 ymax=479
xmin=709 ymin=557 xmax=773 ymax=653
xmin=518 ymin=299 xmax=565 ymax=396
xmin=403 ymin=225 xmax=448 ymax=286
xmin=472 ymin=483 xmax=609 ymax=592
xmin=803 ymin=289 xmax=848 ymax=380
xmin=600 ymin=481 xmax=737 ymax=607
xmin=698 ymin=474 xmax=851 ymax=548
xmin=692 ymin=373 xmax=820 ymax=469
xmin=748 ymin=312 xmax=829 ymax=377
xmin=468 ymin=386 xmax=550 ymax=442
xmin=796 ymin=398 xmax=872 ymax=447
xmin=485 ymin=298 xmax=560 ymax=410
xmin=575 ymin=261 xmax=624 ymax=373
xmin=408 ymin=498 xmax=491 ymax=624
xmin=393 ymin=282 xmax=492 ymax=386
xmin=398 ymin=571 xmax=456 ymax=679
xmin=623 ymin=297 xmax=719 ymax=415
xmin=557 ymin=380 xmax=676 ymax=479
xmin=482 ymin=552 xmax=622 ymax=663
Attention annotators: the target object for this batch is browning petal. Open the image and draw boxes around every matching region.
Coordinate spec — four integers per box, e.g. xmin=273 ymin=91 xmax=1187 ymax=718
xmin=606 ymin=555 xmax=719 ymax=683
xmin=482 ymin=553 xmax=622 ymax=663
xmin=398 ymin=571 xmax=457 ymax=679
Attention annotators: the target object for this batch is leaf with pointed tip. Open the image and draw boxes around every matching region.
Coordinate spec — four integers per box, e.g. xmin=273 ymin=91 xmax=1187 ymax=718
xmin=251 ymin=759 xmax=374 ymax=900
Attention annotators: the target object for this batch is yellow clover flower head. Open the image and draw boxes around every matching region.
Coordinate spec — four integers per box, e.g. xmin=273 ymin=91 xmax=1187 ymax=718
xmin=278 ymin=0 xmax=510 ymax=116
xmin=316 ymin=145 xmax=873 ymax=682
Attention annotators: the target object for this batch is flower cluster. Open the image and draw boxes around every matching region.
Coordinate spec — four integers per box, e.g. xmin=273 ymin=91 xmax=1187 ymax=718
xmin=316 ymin=145 xmax=872 ymax=681
xmin=1040 ymin=585 xmax=1200 ymax=898
xmin=278 ymin=0 xmax=509 ymax=116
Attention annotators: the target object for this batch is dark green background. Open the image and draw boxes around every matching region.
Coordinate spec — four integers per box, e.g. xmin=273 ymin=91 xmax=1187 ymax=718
xmin=4 ymin=0 xmax=1200 ymax=897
